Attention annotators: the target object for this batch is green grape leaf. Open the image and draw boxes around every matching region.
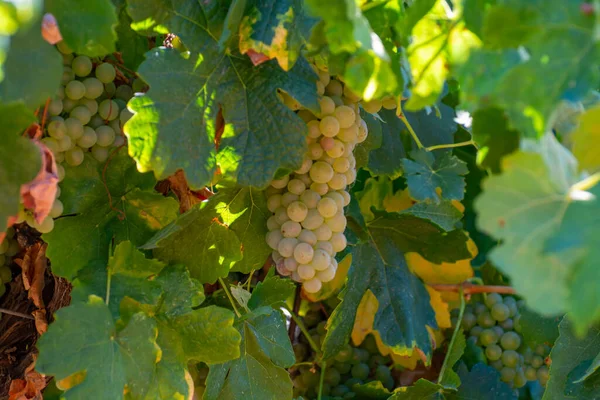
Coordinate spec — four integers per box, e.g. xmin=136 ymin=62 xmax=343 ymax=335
xmin=543 ymin=318 xmax=600 ymax=399
xmin=248 ymin=274 xmax=296 ymax=310
xmin=0 ymin=17 xmax=62 ymax=109
xmin=361 ymin=0 xmax=404 ymax=43
xmin=239 ymin=0 xmax=317 ymax=70
xmin=152 ymin=264 xmax=205 ymax=319
xmin=36 ymin=296 xmax=160 ymax=400
xmin=389 ymin=378 xmax=442 ymax=399
xmin=204 ymin=309 xmax=294 ymax=400
xmin=401 ymin=201 xmax=463 ymax=232
xmin=114 ymin=4 xmax=147 ymax=71
xmin=518 ymin=307 xmax=561 ymax=349
xmin=404 ymin=101 xmax=458 ymax=152
xmin=352 ymin=381 xmax=392 ymax=399
xmin=43 ymin=150 xmax=179 ymax=279
xmin=471 ymin=107 xmax=520 ymax=172
xmin=125 ymin=0 xmax=319 ymax=189
xmin=459 ymin=0 xmax=600 ymax=137
xmin=355 ymin=176 xmax=394 ymax=221
xmin=462 ymin=0 xmax=495 ymax=38
xmin=571 ymin=105 xmax=600 ymax=173
xmin=322 ymin=241 xmax=437 ymax=362
xmin=403 ymin=149 xmax=468 ymax=203
xmin=0 ymin=103 xmax=40 ymax=235
xmin=142 ymin=187 xmax=270 ymax=283
xmin=46 ymin=0 xmax=118 ymax=56
xmin=446 ymin=363 xmax=516 ymax=400
xmin=440 ymin=329 xmax=466 ymax=389
xmin=365 ymin=109 xmax=407 ymax=179
xmin=218 ymin=0 xmax=247 ymax=51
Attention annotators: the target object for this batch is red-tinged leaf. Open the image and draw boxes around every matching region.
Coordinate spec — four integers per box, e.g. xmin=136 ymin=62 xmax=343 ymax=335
xmin=20 ymin=142 xmax=58 ymax=225
xmin=246 ymin=49 xmax=271 ymax=66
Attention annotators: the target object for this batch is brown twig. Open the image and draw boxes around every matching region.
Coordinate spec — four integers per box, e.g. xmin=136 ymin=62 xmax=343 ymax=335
xmin=288 ymin=285 xmax=302 ymax=342
xmin=0 ymin=308 xmax=34 ymax=320
xmin=430 ymin=282 xmax=517 ymax=295
xmin=40 ymin=97 xmax=51 ymax=133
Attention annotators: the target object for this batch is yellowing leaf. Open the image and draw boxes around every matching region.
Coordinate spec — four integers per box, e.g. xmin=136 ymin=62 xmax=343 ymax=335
xmin=572 ymin=105 xmax=600 ymax=173
xmin=427 ymin=286 xmax=451 ymax=329
xmin=305 ymin=253 xmax=351 ymax=301
xmin=383 ymin=189 xmax=414 ymax=212
xmin=351 ymin=290 xmax=378 ymax=346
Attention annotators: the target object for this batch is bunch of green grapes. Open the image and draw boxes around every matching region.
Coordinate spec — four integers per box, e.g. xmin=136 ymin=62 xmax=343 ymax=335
xmin=18 ymin=41 xmax=145 ymax=234
xmin=0 ymin=228 xmax=19 ymax=297
xmin=292 ymin=305 xmax=395 ymax=399
xmin=454 ymin=293 xmax=551 ymax=388
xmin=266 ymin=68 xmax=368 ymax=293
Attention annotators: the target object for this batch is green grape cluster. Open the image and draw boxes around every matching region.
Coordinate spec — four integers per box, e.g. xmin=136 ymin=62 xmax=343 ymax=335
xmin=17 ymin=41 xmax=144 ymax=234
xmin=455 ymin=293 xmax=551 ymax=388
xmin=266 ymin=68 xmax=369 ymax=294
xmin=292 ymin=304 xmax=395 ymax=399
xmin=0 ymin=228 xmax=19 ymax=297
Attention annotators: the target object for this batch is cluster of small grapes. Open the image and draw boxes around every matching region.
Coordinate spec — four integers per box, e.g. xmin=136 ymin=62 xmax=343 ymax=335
xmin=0 ymin=228 xmax=19 ymax=297
xmin=292 ymin=304 xmax=395 ymax=399
xmin=15 ymin=41 xmax=143 ymax=234
xmin=265 ymin=69 xmax=369 ymax=294
xmin=454 ymin=293 xmax=551 ymax=388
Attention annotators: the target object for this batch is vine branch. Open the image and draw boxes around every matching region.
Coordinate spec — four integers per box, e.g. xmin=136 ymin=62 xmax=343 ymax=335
xmin=430 ymin=282 xmax=516 ymax=295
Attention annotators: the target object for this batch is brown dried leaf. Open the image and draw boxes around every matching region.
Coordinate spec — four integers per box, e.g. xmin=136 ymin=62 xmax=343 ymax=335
xmin=41 ymin=13 xmax=62 ymax=45
xmin=8 ymin=369 xmax=45 ymax=400
xmin=246 ymin=49 xmax=271 ymax=66
xmin=32 ymin=310 xmax=47 ymax=335
xmin=21 ymin=142 xmax=58 ymax=225
xmin=17 ymin=243 xmax=47 ymax=309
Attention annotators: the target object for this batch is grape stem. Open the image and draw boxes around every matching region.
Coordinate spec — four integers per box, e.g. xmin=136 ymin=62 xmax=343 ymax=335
xmin=437 ymin=286 xmax=465 ymax=386
xmin=285 ymin=305 xmax=322 ymax=358
xmin=0 ymin=308 xmax=35 ymax=320
xmin=425 ymin=140 xmax=476 ymax=152
xmin=317 ymin=360 xmax=326 ymax=400
xmin=219 ymin=278 xmax=242 ymax=318
xmin=288 ymin=285 xmax=302 ymax=342
xmin=430 ymin=282 xmax=516 ymax=295
xmin=397 ymin=103 xmax=424 ymax=149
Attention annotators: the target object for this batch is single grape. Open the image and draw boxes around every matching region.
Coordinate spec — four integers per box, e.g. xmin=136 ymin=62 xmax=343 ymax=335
xmin=374 ymin=365 xmax=392 ymax=382
xmin=65 ymin=80 xmax=86 ymax=100
xmin=301 ymin=209 xmax=324 ymax=230
xmin=326 ymin=140 xmax=345 ymax=158
xmin=479 ymin=329 xmax=499 ymax=346
xmin=313 ymin=224 xmax=332 ymax=241
xmin=281 ymin=220 xmax=302 ymax=238
xmin=96 ymin=125 xmax=116 ymax=147
xmin=499 ymin=318 xmax=513 ymax=330
xmin=267 ymin=194 xmax=282 ymax=213
xmin=308 ymin=142 xmax=324 ymax=159
xmin=337 ymin=124 xmax=358 ymax=143
xmin=311 ymin=249 xmax=331 ymax=271
xmin=57 ymin=135 xmax=73 ymax=152
xmin=83 ymin=77 xmax=104 ymax=99
xmin=287 ymin=201 xmax=309 ymax=223
xmin=461 ymin=313 xmax=477 ymax=331
xmin=34 ymin=217 xmax=55 ymax=234
xmin=333 ymin=157 xmax=350 ymax=173
xmin=298 ymin=229 xmax=317 ymax=246
xmin=328 ymin=173 xmax=347 ymax=190
xmin=316 ymin=240 xmax=334 ymax=256
xmin=91 ymin=145 xmax=109 ymax=162
xmin=283 ymin=257 xmax=298 ymax=272
xmin=320 ymin=116 xmax=340 ymax=137
xmin=317 ymin=198 xmax=338 ymax=219
xmin=537 ymin=365 xmax=549 ymax=384
xmin=278 ymin=237 xmax=298 ymax=258
xmin=325 ymin=80 xmax=343 ymax=97
xmin=61 ymin=67 xmax=74 ymax=85
xmin=531 ymin=355 xmax=544 ymax=368
xmin=271 ymin=175 xmax=290 ymax=189
xmin=326 ymin=213 xmax=347 ymax=233
xmin=317 ymin=264 xmax=336 ymax=282
xmin=318 ymin=96 xmax=335 ymax=116
xmin=477 ymin=311 xmax=496 ymax=328
xmin=48 ymin=98 xmax=63 ymax=116
xmin=98 ymin=99 xmax=120 ymax=121
xmin=351 ymin=363 xmax=370 ymax=380
xmin=470 ymin=326 xmax=483 ymax=337
xmin=41 ymin=137 xmax=61 ymax=155
xmin=501 ymin=350 xmax=520 ymax=368
xmin=294 ymin=243 xmax=314 ymax=264
xmin=72 ymin=55 xmax=93 ymax=77
xmin=50 ymin=199 xmax=64 ymax=218
xmin=491 ymin=303 xmax=510 ymax=322
xmin=57 ymin=41 xmax=73 ymax=55
xmin=361 ymin=99 xmax=382 ymax=114
xmin=310 ymin=161 xmax=334 ymax=184
xmin=65 ymin=147 xmax=84 ymax=167
xmin=525 ymin=366 xmax=537 ymax=381
xmin=500 ymin=367 xmax=516 ymax=384
xmin=310 ymin=182 xmax=329 ymax=196
xmin=303 ymin=277 xmax=322 ymax=293
xmin=326 ymin=192 xmax=345 ymax=210
xmin=77 ymin=127 xmax=97 ymax=148
xmin=300 ymin=190 xmax=321 ymax=209
xmin=334 ymin=105 xmax=356 ymax=129
xmin=287 ymin=179 xmax=306 ymax=196
xmin=485 ymin=293 xmax=503 ymax=308
xmin=115 ymin=85 xmax=133 ymax=101
xmin=48 ymin=118 xmax=67 ymax=139
xmin=56 ymin=164 xmax=66 ymax=181
xmin=485 ymin=344 xmax=503 ymax=361
xmin=325 ymin=368 xmax=341 ymax=386
xmin=330 ymin=232 xmax=347 ymax=252
xmin=499 ymin=331 xmax=521 ymax=351
xmin=381 ymin=96 xmax=397 ymax=110
xmin=95 ymin=63 xmax=116 ymax=83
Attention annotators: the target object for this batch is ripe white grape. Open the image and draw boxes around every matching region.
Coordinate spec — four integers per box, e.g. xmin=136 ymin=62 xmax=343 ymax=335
xmin=357 ymin=119 xmax=368 ymax=143
xmin=325 ymin=80 xmax=343 ymax=97
xmin=382 ymin=96 xmax=397 ymax=109
xmin=58 ymin=134 xmax=73 ymax=152
xmin=267 ymin=194 xmax=282 ymax=213
xmin=295 ymin=158 xmax=313 ymax=174
xmin=303 ymin=278 xmax=322 ymax=293
xmin=274 ymin=207 xmax=290 ymax=225
xmin=284 ymin=257 xmax=298 ymax=272
xmin=88 ymin=114 xmax=104 ymax=129
xmin=325 ymin=140 xmax=345 ymax=158
xmin=318 ymin=96 xmax=335 ymax=115
xmin=318 ymin=70 xmax=330 ymax=86
xmin=342 ymin=143 xmax=355 ymax=157
xmin=312 ymin=249 xmax=331 ymax=271
xmin=96 ymin=62 xmax=116 ymax=83
xmin=83 ymin=77 xmax=104 ymax=99
xmin=278 ymin=237 xmax=298 ymax=257
xmin=316 ymin=240 xmax=334 ymax=256
xmin=96 ymin=125 xmax=116 ymax=147
xmin=309 ymin=161 xmax=334 ymax=184
xmin=326 ymin=213 xmax=347 ymax=233
xmin=337 ymin=124 xmax=358 ymax=143
xmin=300 ymin=190 xmax=320 ymax=209
xmin=48 ymin=118 xmax=67 ymax=139
xmin=34 ymin=217 xmax=55 ymax=234
xmin=55 ymin=152 xmax=65 ymax=163
xmin=57 ymin=41 xmax=73 ymax=55
xmin=104 ymin=82 xmax=117 ymax=96
xmin=267 ymin=216 xmax=280 ymax=231
xmin=56 ymin=164 xmax=65 ymax=182
xmin=65 ymin=147 xmax=84 ymax=166
xmin=281 ymin=192 xmax=299 ymax=208
xmin=287 ymin=201 xmax=308 ymax=222
xmin=317 ymin=197 xmax=338 ymax=218
xmin=294 ymin=242 xmax=314 ymax=264
xmin=77 ymin=127 xmax=97 ymax=148
xmin=291 ymin=271 xmax=302 ymax=282
xmin=333 ymin=157 xmax=350 ymax=173
xmin=48 ymin=98 xmax=63 ymax=116
xmin=50 ymin=199 xmax=64 ymax=218
xmin=65 ymin=118 xmax=84 ymax=140
xmin=361 ymin=99 xmax=382 ymax=114
xmin=266 ymin=230 xmax=283 ymax=250
xmin=313 ymin=224 xmax=332 ymax=241
xmin=343 ymin=85 xmax=361 ymax=102
xmin=65 ymin=80 xmax=86 ymax=100
xmin=339 ymin=190 xmax=351 ymax=206
xmin=70 ymin=106 xmax=92 ymax=125
xmin=316 ymin=81 xmax=325 ymax=96
xmin=80 ymin=98 xmax=99 ymax=115
xmin=328 ymin=173 xmax=347 ymax=191
xmin=344 ymin=169 xmax=357 ymax=184
xmin=91 ymin=145 xmax=109 ymax=162
xmin=115 ymin=85 xmax=133 ymax=101
xmin=296 ymin=173 xmax=313 ymax=187
xmin=287 ymin=179 xmax=306 ymax=196
xmin=72 ymin=55 xmax=92 ymax=77
xmin=317 ymin=264 xmax=336 ymax=282
xmin=281 ymin=220 xmax=302 ymax=238
xmin=298 ymin=229 xmax=317 ymax=246
xmin=319 ymin=116 xmax=340 ymax=137
xmin=310 ymin=182 xmax=329 ymax=196
xmin=297 ymin=263 xmax=316 ymax=280
xmin=308 ymin=143 xmax=324 ymax=159
xmin=307 ymin=120 xmax=321 ymax=138
xmin=276 ymin=260 xmax=291 ymax=276
xmin=334 ymin=105 xmax=356 ymax=129
xmin=271 ymin=175 xmax=289 ymax=189
xmin=98 ymin=99 xmax=120 ymax=121
xmin=62 ymin=97 xmax=77 ymax=113
xmin=42 ymin=137 xmax=60 ymax=155
xmin=61 ymin=67 xmax=74 ymax=85
xmin=320 ymin=137 xmax=335 ymax=151
xmin=301 ymin=209 xmax=324 ymax=230
xmin=331 ymin=232 xmax=347 ymax=252
xmin=324 ymin=191 xmax=344 ymax=210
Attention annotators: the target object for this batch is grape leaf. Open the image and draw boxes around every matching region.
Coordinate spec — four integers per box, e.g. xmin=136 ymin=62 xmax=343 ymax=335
xmin=125 ymin=0 xmax=319 ymax=189
xmin=543 ymin=318 xmax=600 ymax=399
xmin=458 ymin=0 xmax=600 ymax=137
xmin=365 ymin=109 xmax=407 ymax=179
xmin=446 ymin=363 xmax=516 ymax=400
xmin=404 ymin=101 xmax=458 ymax=152
xmin=36 ymin=295 xmax=160 ymax=400
xmin=439 ymin=329 xmax=466 ymax=389
xmin=389 ymin=378 xmax=442 ymax=399
xmin=471 ymin=107 xmax=520 ymax=172
xmin=571 ymin=105 xmax=600 ymax=173
xmin=352 ymin=381 xmax=392 ymax=399
xmin=0 ymin=103 xmax=40 ymax=236
xmin=0 ymin=17 xmax=62 ymax=109
xmin=518 ymin=307 xmax=561 ymax=349
xmin=247 ymin=274 xmax=295 ymax=310
xmin=402 ymin=149 xmax=468 ymax=203
xmin=43 ymin=150 xmax=179 ymax=279
xmin=114 ymin=3 xmax=146 ymax=71
xmin=46 ymin=0 xmax=118 ymax=56
xmin=238 ymin=0 xmax=317 ymax=70
xmin=205 ymin=308 xmax=294 ymax=400
xmin=142 ymin=187 xmax=270 ymax=283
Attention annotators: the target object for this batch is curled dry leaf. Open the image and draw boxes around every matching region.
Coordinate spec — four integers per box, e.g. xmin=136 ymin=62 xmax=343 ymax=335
xmin=245 ymin=49 xmax=271 ymax=66
xmin=20 ymin=142 xmax=58 ymax=225
xmin=8 ymin=360 xmax=46 ymax=400
xmin=16 ymin=242 xmax=47 ymax=309
xmin=41 ymin=13 xmax=62 ymax=45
